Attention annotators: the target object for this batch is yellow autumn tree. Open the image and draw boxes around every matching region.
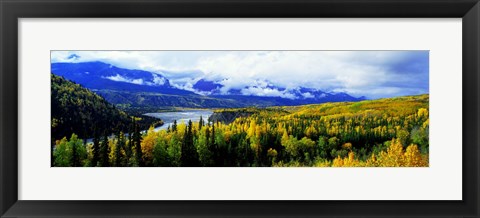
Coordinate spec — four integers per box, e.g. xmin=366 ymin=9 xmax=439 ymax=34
xmin=377 ymin=138 xmax=405 ymax=167
xmin=365 ymin=153 xmax=378 ymax=167
xmin=332 ymin=151 xmax=361 ymax=167
xmin=417 ymin=108 xmax=428 ymax=118
xmin=141 ymin=126 xmax=157 ymax=166
xmin=342 ymin=142 xmax=353 ymax=150
xmin=404 ymin=144 xmax=428 ymax=167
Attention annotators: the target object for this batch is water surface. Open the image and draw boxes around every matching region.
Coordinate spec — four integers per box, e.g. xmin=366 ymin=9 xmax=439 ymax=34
xmin=144 ymin=110 xmax=214 ymax=131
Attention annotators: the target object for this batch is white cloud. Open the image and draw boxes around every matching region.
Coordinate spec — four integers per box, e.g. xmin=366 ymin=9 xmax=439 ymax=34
xmin=149 ymin=74 xmax=166 ymax=86
xmin=241 ymin=86 xmax=296 ymax=99
xmin=104 ymin=74 xmax=144 ymax=85
xmin=302 ymin=92 xmax=314 ymax=99
xmin=171 ymin=81 xmax=196 ymax=93
xmin=51 ymin=50 xmax=429 ymax=99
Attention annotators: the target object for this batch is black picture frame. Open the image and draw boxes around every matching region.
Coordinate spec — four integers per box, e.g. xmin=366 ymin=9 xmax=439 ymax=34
xmin=1 ymin=0 xmax=479 ymax=217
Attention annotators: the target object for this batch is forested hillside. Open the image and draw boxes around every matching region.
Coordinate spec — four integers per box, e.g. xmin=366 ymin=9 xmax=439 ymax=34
xmin=53 ymin=94 xmax=429 ymax=167
xmin=94 ymin=90 xmax=246 ymax=108
xmin=51 ymin=74 xmax=162 ymax=142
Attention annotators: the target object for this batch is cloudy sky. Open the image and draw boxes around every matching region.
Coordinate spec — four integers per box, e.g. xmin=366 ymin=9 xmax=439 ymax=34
xmin=51 ymin=50 xmax=429 ymax=99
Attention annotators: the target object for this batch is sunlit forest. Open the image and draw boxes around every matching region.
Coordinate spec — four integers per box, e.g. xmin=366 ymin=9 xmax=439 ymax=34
xmin=53 ymin=94 xmax=429 ymax=167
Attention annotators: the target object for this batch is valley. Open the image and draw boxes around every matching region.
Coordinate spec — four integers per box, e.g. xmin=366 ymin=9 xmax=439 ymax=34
xmin=50 ymin=52 xmax=429 ymax=167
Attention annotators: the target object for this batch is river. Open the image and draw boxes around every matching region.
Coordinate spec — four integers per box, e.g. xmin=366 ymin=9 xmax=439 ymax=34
xmin=144 ymin=109 xmax=214 ymax=131
xmin=84 ymin=110 xmax=213 ymax=143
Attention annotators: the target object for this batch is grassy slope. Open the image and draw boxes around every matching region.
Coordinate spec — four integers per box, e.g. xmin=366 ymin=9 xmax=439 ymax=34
xmin=213 ymin=94 xmax=429 ymax=119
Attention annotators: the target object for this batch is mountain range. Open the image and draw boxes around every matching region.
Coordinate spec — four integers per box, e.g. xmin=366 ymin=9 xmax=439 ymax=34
xmin=51 ymin=61 xmax=366 ymax=109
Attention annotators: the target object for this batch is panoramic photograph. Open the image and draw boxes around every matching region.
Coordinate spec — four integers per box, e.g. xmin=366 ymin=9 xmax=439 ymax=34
xmin=51 ymin=51 xmax=429 ymax=167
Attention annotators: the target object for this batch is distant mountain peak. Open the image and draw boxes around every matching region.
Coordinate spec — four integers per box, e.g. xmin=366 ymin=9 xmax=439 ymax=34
xmin=190 ymin=77 xmax=362 ymax=103
xmin=50 ymin=61 xmax=204 ymax=96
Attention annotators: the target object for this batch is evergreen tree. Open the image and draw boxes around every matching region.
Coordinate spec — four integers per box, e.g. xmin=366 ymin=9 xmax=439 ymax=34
xmin=92 ymin=130 xmax=100 ymax=167
xmin=211 ymin=122 xmax=216 ymax=148
xmin=180 ymin=120 xmax=199 ymax=166
xmin=210 ymin=122 xmax=220 ymax=166
xmin=134 ymin=121 xmax=144 ymax=167
xmin=172 ymin=120 xmax=177 ymax=132
xmin=125 ymin=133 xmax=133 ymax=166
xmin=114 ymin=131 xmax=125 ymax=167
xmin=125 ymin=118 xmax=135 ymax=166
xmin=199 ymin=115 xmax=203 ymax=130
xmin=100 ymin=133 xmax=110 ymax=167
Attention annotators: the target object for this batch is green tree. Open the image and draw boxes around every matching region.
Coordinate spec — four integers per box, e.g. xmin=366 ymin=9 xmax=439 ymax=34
xmin=172 ymin=120 xmax=177 ymax=132
xmin=114 ymin=132 xmax=126 ymax=167
xmin=153 ymin=133 xmax=169 ymax=166
xmin=70 ymin=134 xmax=87 ymax=167
xmin=328 ymin=137 xmax=340 ymax=158
xmin=53 ymin=133 xmax=86 ymax=167
xmin=198 ymin=115 xmax=204 ymax=130
xmin=397 ymin=129 xmax=410 ymax=147
xmin=100 ymin=133 xmax=110 ymax=167
xmin=195 ymin=126 xmax=214 ymax=166
xmin=53 ymin=137 xmax=70 ymax=167
xmin=91 ymin=131 xmax=100 ymax=167
xmin=180 ymin=120 xmax=200 ymax=166
xmin=316 ymin=136 xmax=329 ymax=159
xmin=411 ymin=126 xmax=429 ymax=153
xmin=168 ymin=133 xmax=182 ymax=166
xmin=133 ymin=121 xmax=144 ymax=167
